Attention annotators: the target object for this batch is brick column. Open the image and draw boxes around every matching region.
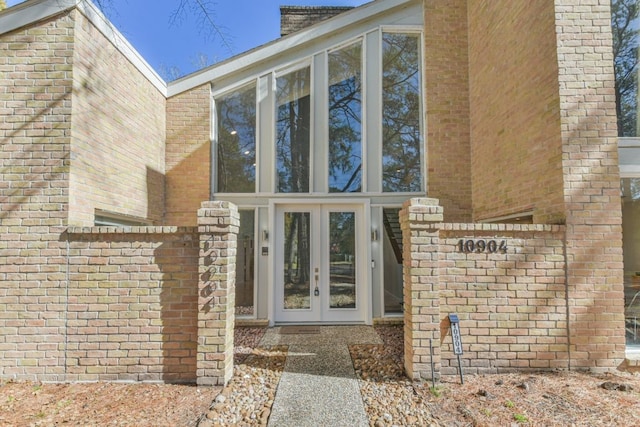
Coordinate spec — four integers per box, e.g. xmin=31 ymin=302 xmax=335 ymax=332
xmin=196 ymin=201 xmax=239 ymax=386
xmin=554 ymin=0 xmax=625 ymax=370
xmin=400 ymin=198 xmax=443 ymax=380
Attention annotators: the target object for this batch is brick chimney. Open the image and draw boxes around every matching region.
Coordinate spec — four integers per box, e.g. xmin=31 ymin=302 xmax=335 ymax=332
xmin=280 ymin=6 xmax=354 ymax=36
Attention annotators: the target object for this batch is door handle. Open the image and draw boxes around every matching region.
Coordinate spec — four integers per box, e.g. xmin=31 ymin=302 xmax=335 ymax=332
xmin=314 ymin=269 xmax=319 ymax=296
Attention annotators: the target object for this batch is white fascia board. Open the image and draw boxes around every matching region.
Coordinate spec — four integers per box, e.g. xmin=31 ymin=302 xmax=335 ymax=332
xmin=0 ymin=0 xmax=78 ymax=34
xmin=167 ymin=0 xmax=415 ymax=98
xmin=1 ymin=0 xmax=167 ymax=95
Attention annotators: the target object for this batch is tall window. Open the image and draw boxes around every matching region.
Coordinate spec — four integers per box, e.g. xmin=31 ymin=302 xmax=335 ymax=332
xmin=328 ymin=42 xmax=362 ymax=193
xmin=236 ymin=210 xmax=255 ymax=316
xmin=276 ymin=66 xmax=311 ymax=193
xmin=216 ymin=84 xmax=257 ymax=193
xmin=382 ymin=33 xmax=422 ymax=192
xmin=622 ymin=178 xmax=640 ymax=347
xmin=612 ymin=0 xmax=638 ymax=137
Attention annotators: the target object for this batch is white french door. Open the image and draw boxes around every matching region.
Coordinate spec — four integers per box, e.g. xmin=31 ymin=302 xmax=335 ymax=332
xmin=274 ymin=204 xmax=366 ymax=323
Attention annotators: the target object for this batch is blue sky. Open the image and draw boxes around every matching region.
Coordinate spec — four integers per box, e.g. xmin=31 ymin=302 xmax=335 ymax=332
xmin=7 ymin=0 xmax=368 ymax=80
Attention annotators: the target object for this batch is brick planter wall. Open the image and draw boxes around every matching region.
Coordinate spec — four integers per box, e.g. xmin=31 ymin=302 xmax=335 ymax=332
xmin=64 ymin=227 xmax=199 ymax=382
xmin=402 ymin=198 xmax=570 ymax=380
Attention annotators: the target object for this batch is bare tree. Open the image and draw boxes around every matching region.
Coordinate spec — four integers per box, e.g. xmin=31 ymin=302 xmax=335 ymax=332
xmin=90 ymin=0 xmax=234 ymax=65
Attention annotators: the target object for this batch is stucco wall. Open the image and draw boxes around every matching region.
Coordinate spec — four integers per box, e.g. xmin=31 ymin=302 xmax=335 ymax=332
xmin=467 ymin=0 xmax=565 ymax=223
xmin=69 ymin=12 xmax=166 ymax=226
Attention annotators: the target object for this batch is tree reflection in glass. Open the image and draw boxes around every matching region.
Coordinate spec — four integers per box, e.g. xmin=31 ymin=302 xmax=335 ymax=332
xmin=382 ymin=33 xmax=422 ymax=192
xmin=216 ymin=84 xmax=256 ymax=193
xmin=329 ymin=212 xmax=356 ymax=308
xmin=329 ymin=42 xmax=362 ymax=193
xmin=277 ymin=67 xmax=311 ymax=193
xmin=283 ymin=212 xmax=311 ymax=309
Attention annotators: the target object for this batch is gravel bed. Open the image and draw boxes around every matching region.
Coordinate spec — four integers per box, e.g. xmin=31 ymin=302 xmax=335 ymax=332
xmin=198 ymin=328 xmax=285 ymax=426
xmin=197 ymin=326 xmax=640 ymax=427
xmin=350 ymin=325 xmax=441 ymax=427
xmin=197 ymin=325 xmax=442 ymax=426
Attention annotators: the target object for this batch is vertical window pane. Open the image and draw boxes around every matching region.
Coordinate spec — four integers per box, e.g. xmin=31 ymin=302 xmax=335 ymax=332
xmin=612 ymin=0 xmax=638 ymax=137
xmin=383 ymin=208 xmax=403 ymax=314
xmin=382 ymin=33 xmax=422 ymax=192
xmin=216 ymin=84 xmax=256 ymax=193
xmin=236 ymin=210 xmax=255 ymax=316
xmin=329 ymin=212 xmax=356 ymax=308
xmin=329 ymin=43 xmax=362 ymax=193
xmin=622 ymin=178 xmax=640 ymax=346
xmin=283 ymin=212 xmax=311 ymax=309
xmin=276 ymin=67 xmax=311 ymax=193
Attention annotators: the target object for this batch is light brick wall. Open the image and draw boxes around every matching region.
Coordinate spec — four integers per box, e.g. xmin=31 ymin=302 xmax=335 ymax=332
xmin=439 ymin=224 xmax=568 ymax=375
xmin=165 ymin=86 xmax=211 ymax=226
xmin=400 ymin=198 xmax=443 ymax=380
xmin=69 ymin=12 xmax=166 ymax=226
xmin=197 ymin=201 xmax=238 ymax=386
xmin=0 ymin=11 xmax=74 ymax=381
xmin=423 ymin=0 xmax=472 ymax=222
xmin=554 ymin=0 xmax=625 ymax=370
xmin=401 ymin=199 xmax=569 ymax=379
xmin=467 ymin=0 xmax=565 ymax=223
xmin=64 ymin=227 xmax=199 ymax=382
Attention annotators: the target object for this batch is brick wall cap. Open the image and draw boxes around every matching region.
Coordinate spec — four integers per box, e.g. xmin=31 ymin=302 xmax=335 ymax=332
xmin=66 ymin=226 xmax=198 ymax=235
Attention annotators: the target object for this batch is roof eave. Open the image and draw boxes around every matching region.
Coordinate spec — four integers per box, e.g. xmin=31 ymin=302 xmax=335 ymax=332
xmin=166 ymin=0 xmax=414 ymax=98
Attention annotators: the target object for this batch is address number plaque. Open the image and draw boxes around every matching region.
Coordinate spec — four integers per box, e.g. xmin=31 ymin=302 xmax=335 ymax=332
xmin=456 ymin=239 xmax=508 ymax=254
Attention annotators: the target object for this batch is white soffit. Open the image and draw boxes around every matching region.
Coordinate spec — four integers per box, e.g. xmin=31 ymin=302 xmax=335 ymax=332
xmin=0 ymin=0 xmax=167 ymax=95
xmin=166 ymin=0 xmax=416 ymax=97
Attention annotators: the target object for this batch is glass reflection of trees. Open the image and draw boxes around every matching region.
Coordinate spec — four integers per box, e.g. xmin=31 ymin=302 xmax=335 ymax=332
xmin=216 ymin=84 xmax=256 ymax=193
xmin=382 ymin=33 xmax=422 ymax=192
xmin=283 ymin=212 xmax=311 ymax=309
xmin=277 ymin=67 xmax=311 ymax=193
xmin=329 ymin=212 xmax=356 ymax=308
xmin=329 ymin=42 xmax=362 ymax=193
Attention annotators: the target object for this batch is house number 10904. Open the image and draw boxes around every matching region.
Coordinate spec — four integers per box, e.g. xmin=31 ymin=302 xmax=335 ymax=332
xmin=456 ymin=239 xmax=508 ymax=254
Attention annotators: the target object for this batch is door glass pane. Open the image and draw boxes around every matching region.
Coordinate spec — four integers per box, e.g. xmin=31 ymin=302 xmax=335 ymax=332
xmin=329 ymin=42 xmax=362 ymax=193
xmin=283 ymin=212 xmax=311 ymax=309
xmin=382 ymin=33 xmax=422 ymax=192
xmin=383 ymin=208 xmax=403 ymax=314
xmin=329 ymin=212 xmax=356 ymax=308
xmin=236 ymin=210 xmax=255 ymax=316
xmin=216 ymin=84 xmax=256 ymax=192
xmin=276 ymin=67 xmax=311 ymax=193
xmin=622 ymin=178 xmax=640 ymax=347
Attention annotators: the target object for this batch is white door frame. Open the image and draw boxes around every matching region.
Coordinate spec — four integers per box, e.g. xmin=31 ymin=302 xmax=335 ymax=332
xmin=268 ymin=199 xmax=371 ymax=325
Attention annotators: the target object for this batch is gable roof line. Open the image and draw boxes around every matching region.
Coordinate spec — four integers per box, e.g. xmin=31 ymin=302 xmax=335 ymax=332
xmin=166 ymin=0 xmax=415 ymax=98
xmin=0 ymin=0 xmax=167 ymax=95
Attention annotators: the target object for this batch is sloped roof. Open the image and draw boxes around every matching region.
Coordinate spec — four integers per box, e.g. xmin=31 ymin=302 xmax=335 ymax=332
xmin=0 ymin=0 xmax=417 ymax=98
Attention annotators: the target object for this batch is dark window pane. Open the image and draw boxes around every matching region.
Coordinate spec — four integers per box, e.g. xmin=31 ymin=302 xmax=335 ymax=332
xmin=329 ymin=43 xmax=362 ymax=193
xmin=216 ymin=85 xmax=256 ymax=193
xmin=277 ymin=67 xmax=311 ymax=193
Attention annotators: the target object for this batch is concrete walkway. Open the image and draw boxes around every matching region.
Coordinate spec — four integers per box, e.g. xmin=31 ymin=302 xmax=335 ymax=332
xmin=260 ymin=326 xmax=382 ymax=427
